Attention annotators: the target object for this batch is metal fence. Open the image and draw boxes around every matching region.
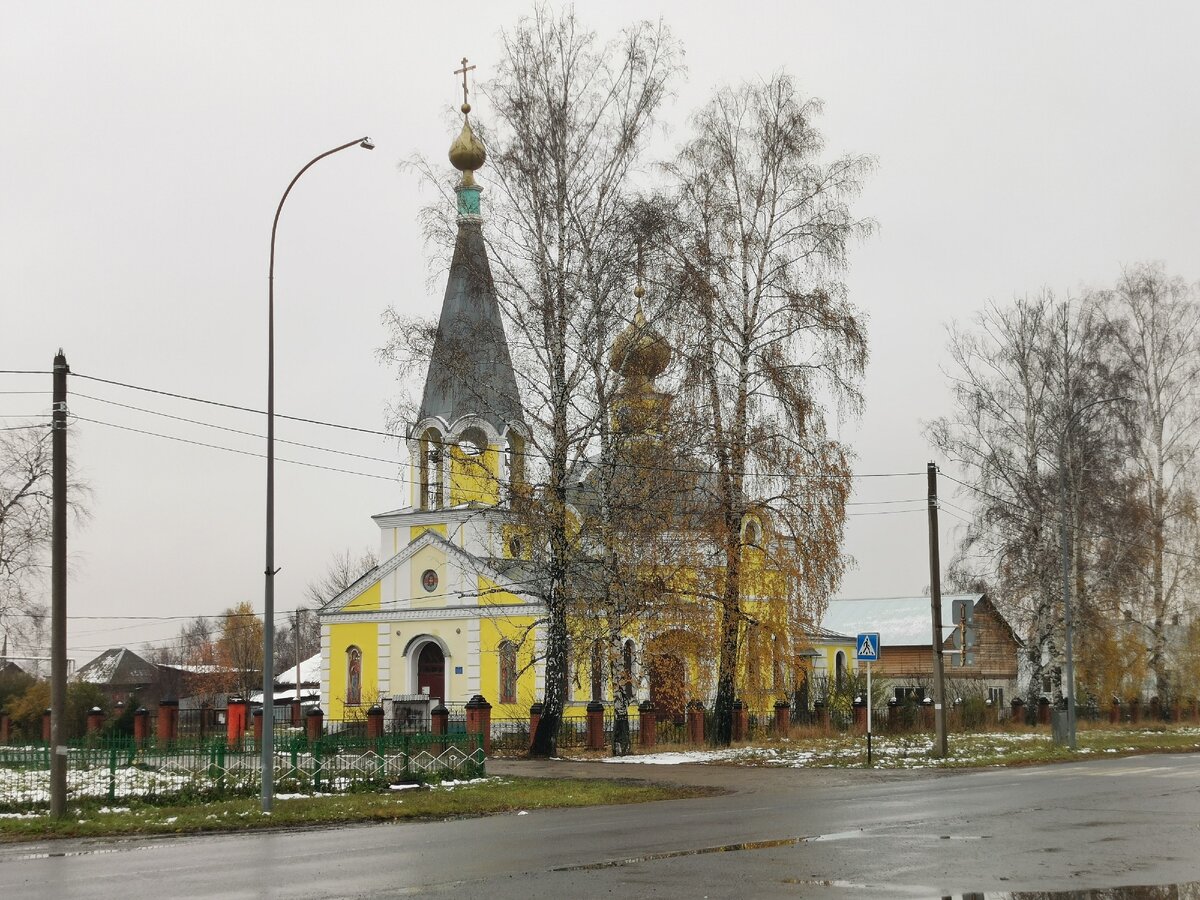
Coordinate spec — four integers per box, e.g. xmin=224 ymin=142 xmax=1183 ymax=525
xmin=0 ymin=731 xmax=485 ymax=811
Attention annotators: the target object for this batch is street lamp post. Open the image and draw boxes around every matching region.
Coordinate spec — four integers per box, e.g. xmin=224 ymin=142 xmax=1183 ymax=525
xmin=1058 ymin=396 xmax=1125 ymax=751
xmin=263 ymin=136 xmax=373 ymax=812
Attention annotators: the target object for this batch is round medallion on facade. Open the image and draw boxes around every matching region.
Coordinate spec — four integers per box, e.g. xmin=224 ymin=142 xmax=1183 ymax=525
xmin=422 ymin=568 xmax=439 ymax=592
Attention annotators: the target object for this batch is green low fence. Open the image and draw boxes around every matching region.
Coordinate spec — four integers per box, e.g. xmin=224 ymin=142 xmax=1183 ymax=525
xmin=0 ymin=732 xmax=485 ymax=811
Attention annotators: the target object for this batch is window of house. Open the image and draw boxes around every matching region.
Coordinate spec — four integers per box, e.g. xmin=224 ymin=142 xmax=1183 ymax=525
xmin=346 ymin=646 xmax=363 ymax=707
xmin=498 ymin=641 xmax=517 ymax=704
xmin=1041 ymin=675 xmax=1052 ymax=694
xmin=988 ymin=686 xmax=1004 ymax=706
xmin=894 ymin=686 xmax=925 ymax=702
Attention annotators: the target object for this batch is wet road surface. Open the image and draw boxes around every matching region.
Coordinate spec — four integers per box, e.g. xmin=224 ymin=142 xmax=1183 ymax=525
xmin=0 ymin=752 xmax=1197 ymax=899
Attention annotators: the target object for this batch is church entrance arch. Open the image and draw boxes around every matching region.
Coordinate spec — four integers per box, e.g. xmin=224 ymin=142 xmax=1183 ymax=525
xmin=417 ymin=643 xmax=445 ymax=702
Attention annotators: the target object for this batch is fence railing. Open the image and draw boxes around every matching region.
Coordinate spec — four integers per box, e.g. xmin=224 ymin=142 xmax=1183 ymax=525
xmin=0 ymin=731 xmax=484 ymax=811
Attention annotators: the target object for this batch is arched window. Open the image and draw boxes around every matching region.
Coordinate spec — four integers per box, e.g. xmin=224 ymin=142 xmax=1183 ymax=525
xmin=742 ymin=515 xmax=762 ymax=548
xmin=498 ymin=640 xmax=518 ymax=704
xmin=346 ymin=646 xmax=363 ymax=707
xmin=419 ymin=427 xmax=444 ymax=510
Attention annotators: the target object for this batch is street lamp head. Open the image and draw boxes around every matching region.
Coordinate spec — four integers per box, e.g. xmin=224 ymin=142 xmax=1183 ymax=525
xmin=360 ymin=138 xmax=376 ymax=151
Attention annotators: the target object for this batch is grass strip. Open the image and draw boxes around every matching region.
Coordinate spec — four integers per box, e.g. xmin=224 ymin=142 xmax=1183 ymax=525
xmin=0 ymin=776 xmax=714 ymax=843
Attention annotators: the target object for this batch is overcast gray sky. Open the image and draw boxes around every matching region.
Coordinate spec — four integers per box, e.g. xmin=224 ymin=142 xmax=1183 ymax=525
xmin=3 ymin=2 xmax=1198 ymax=666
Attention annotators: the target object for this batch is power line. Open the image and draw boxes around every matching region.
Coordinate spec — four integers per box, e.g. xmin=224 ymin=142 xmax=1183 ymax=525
xmin=72 ymin=392 xmax=398 ymax=466
xmin=70 ymin=370 xmax=925 ymax=483
xmin=941 ymin=471 xmax=1200 ymax=564
xmin=73 ymin=416 xmax=401 ymax=483
xmin=0 ymin=370 xmax=51 ymax=375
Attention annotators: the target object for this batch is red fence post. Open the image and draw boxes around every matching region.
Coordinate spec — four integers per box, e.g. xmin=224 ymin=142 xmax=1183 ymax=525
xmin=774 ymin=699 xmax=791 ymax=735
xmin=1109 ymin=699 xmax=1121 ymax=724
xmin=252 ymin=708 xmax=263 ymax=749
xmin=528 ymin=702 xmax=543 ymax=751
xmin=586 ymin=701 xmax=605 ymax=751
xmin=732 ymin=700 xmax=747 ymax=742
xmin=86 ymin=706 xmax=105 ymax=735
xmin=366 ymin=705 xmax=385 ymax=740
xmin=431 ymin=704 xmax=449 ymax=735
xmin=290 ymin=698 xmax=302 ymax=728
xmin=157 ymin=700 xmax=178 ymax=744
xmin=42 ymin=708 xmax=52 ymax=743
xmin=687 ymin=701 xmax=705 ymax=745
xmin=639 ymin=701 xmax=657 ymax=749
xmin=133 ymin=707 xmax=150 ymax=746
xmin=465 ymin=695 xmax=492 ymax=755
xmin=0 ymin=709 xmax=9 ymax=744
xmin=226 ymin=698 xmax=247 ymax=748
xmin=305 ymin=707 xmax=324 ymax=744
xmin=1129 ymin=698 xmax=1141 ymax=724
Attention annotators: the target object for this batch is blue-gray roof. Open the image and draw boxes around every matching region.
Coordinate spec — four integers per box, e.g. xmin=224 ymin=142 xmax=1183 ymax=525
xmin=416 ymin=219 xmax=524 ymax=435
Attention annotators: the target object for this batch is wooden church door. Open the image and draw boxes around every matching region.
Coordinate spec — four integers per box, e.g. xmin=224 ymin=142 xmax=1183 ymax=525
xmin=417 ymin=643 xmax=445 ymax=702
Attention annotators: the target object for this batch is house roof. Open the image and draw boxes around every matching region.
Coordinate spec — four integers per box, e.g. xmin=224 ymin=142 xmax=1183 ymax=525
xmin=275 ymin=653 xmax=321 ymax=687
xmin=822 ymin=595 xmax=983 ymax=648
xmin=75 ymin=647 xmax=158 ymax=686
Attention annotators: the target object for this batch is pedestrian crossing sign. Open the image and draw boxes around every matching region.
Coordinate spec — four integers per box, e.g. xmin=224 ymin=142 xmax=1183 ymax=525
xmin=856 ymin=632 xmax=880 ymax=661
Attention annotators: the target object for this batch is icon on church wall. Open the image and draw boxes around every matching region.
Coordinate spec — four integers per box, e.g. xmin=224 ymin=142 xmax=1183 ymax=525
xmin=422 ymin=569 xmax=439 ymax=592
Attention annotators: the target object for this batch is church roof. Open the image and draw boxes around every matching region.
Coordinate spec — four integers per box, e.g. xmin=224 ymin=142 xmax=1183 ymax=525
xmin=416 ymin=218 xmax=524 ymax=435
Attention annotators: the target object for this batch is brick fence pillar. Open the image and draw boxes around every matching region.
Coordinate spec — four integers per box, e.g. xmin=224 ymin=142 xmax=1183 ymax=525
xmin=157 ymin=699 xmax=178 ymax=744
xmin=1150 ymin=697 xmax=1161 ymax=721
xmin=1109 ymin=700 xmax=1121 ymax=724
xmin=431 ymin=703 xmax=449 ymax=735
xmin=639 ymin=701 xmax=657 ymax=749
xmin=42 ymin=708 xmax=52 ymax=743
xmin=305 ymin=707 xmax=324 ymax=744
xmin=133 ymin=707 xmax=150 ymax=746
xmin=1129 ymin=698 xmax=1141 ymax=724
xmin=852 ymin=699 xmax=866 ymax=732
xmin=731 ymin=700 xmax=747 ymax=742
xmin=687 ymin=701 xmax=705 ymax=745
xmin=366 ymin=705 xmax=385 ymax=740
xmin=921 ymin=701 xmax=934 ymax=731
xmin=586 ymin=701 xmax=605 ymax=751
xmin=226 ymin=698 xmax=247 ymax=748
xmin=1010 ymin=698 xmax=1025 ymax=725
xmin=252 ymin=708 xmax=263 ymax=749
xmin=290 ymin=698 xmax=302 ymax=728
xmin=86 ymin=706 xmax=105 ymax=735
xmin=528 ymin=702 xmax=543 ymax=751
xmin=1037 ymin=698 xmax=1051 ymax=726
xmin=774 ymin=700 xmax=791 ymax=735
xmin=465 ymin=695 xmax=492 ymax=755
xmin=0 ymin=709 xmax=9 ymax=744
xmin=1171 ymin=702 xmax=1182 ymax=723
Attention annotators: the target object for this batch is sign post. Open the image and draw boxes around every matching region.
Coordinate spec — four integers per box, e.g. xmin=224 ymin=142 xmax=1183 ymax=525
xmin=856 ymin=632 xmax=880 ymax=766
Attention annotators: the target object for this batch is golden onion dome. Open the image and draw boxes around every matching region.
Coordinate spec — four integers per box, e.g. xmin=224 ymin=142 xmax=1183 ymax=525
xmin=610 ymin=307 xmax=671 ymax=379
xmin=448 ymin=111 xmax=486 ymax=175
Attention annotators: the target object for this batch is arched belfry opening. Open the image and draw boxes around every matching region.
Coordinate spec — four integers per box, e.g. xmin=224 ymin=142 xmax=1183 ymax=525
xmin=418 ymin=426 xmax=445 ymax=510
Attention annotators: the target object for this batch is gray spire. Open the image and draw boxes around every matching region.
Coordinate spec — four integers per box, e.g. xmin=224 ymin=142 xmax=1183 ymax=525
xmin=416 ymin=216 xmax=524 ymax=435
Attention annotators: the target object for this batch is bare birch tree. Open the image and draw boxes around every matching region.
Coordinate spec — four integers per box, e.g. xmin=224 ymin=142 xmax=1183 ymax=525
xmin=1104 ymin=263 xmax=1200 ymax=698
xmin=663 ymin=73 xmax=872 ymax=744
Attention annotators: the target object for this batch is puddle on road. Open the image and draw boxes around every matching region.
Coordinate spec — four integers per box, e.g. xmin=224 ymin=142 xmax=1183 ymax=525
xmin=967 ymin=886 xmax=1200 ymax=899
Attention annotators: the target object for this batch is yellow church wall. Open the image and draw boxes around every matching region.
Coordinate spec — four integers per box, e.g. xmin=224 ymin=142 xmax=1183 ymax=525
xmin=343 ymin=581 xmax=381 ymax=613
xmin=409 ymin=523 xmax=447 ymax=541
xmin=326 ymin=621 xmax=378 ymax=720
xmin=409 ymin=545 xmax=447 ymax=607
xmin=387 ymin=621 xmax=470 ymax=699
xmin=479 ymin=614 xmax=538 ymax=718
xmin=449 ymin=444 xmax=500 ymax=506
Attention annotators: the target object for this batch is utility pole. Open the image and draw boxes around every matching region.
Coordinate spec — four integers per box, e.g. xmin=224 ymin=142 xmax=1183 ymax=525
xmin=50 ymin=350 xmax=68 ymax=817
xmin=926 ymin=461 xmax=948 ymax=758
xmin=295 ymin=609 xmax=301 ymax=711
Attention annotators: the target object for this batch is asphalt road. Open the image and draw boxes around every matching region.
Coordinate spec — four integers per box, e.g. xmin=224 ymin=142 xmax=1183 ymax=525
xmin=1 ymin=753 xmax=1197 ymax=899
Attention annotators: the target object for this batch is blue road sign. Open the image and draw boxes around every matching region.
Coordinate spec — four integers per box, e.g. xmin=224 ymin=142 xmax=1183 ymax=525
xmin=856 ymin=632 xmax=880 ymax=661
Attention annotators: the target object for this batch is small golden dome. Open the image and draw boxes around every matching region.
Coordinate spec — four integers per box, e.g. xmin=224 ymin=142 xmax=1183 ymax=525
xmin=449 ymin=118 xmax=486 ymax=174
xmin=611 ymin=307 xmax=671 ymax=379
